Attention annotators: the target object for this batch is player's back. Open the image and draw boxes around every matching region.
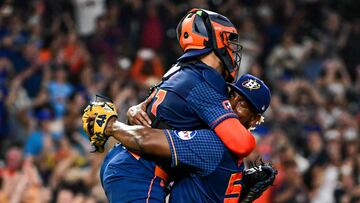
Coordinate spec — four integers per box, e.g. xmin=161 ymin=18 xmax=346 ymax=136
xmin=146 ymin=61 xmax=236 ymax=130
xmin=166 ymin=136 xmax=244 ymax=203
xmin=100 ymin=144 xmax=167 ymax=203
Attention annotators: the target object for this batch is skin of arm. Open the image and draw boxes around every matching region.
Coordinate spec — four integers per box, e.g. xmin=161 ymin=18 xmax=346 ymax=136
xmin=106 ymin=117 xmax=171 ymax=159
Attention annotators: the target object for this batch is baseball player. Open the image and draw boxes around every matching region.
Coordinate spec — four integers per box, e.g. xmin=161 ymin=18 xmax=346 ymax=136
xmin=83 ymin=74 xmax=276 ymax=202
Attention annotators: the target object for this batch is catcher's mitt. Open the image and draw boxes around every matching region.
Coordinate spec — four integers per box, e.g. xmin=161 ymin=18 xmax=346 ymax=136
xmin=82 ymin=95 xmax=118 ymax=153
xmin=239 ymin=160 xmax=277 ymax=203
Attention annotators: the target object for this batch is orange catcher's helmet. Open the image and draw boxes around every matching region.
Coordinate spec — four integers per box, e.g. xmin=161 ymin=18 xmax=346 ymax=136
xmin=176 ymin=8 xmax=243 ymax=82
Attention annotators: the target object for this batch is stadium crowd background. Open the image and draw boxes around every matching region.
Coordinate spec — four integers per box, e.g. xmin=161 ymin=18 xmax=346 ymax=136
xmin=0 ymin=0 xmax=359 ymax=202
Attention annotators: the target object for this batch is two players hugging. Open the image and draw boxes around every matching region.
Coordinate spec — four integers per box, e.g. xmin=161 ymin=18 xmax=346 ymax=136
xmin=82 ymin=8 xmax=277 ymax=203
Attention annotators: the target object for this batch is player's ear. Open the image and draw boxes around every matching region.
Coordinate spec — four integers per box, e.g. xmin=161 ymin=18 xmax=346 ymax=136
xmin=249 ymin=114 xmax=262 ymax=130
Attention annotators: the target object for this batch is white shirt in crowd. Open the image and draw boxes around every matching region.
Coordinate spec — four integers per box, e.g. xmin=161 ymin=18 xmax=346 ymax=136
xmin=73 ymin=0 xmax=105 ymax=36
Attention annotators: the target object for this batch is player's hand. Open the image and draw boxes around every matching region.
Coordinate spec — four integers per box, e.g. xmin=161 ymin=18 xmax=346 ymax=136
xmin=127 ymin=100 xmax=152 ymax=127
xmin=82 ymin=98 xmax=118 ymax=153
xmin=83 ymin=115 xmax=106 ymax=153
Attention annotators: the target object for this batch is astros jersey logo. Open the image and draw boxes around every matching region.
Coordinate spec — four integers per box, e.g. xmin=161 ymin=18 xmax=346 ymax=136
xmin=242 ymin=79 xmax=260 ymax=90
xmin=175 ymin=131 xmax=197 ymax=140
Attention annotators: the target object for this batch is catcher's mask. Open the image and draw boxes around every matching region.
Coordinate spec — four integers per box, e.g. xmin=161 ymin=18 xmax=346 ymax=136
xmin=176 ymin=8 xmax=243 ymax=82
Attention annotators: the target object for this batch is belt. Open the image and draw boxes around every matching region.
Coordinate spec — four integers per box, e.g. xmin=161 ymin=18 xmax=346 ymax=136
xmin=155 ymin=166 xmax=168 ymax=182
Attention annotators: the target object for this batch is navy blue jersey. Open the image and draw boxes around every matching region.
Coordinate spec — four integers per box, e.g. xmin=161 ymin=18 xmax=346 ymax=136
xmin=146 ymin=61 xmax=237 ymax=130
xmin=100 ymin=62 xmax=242 ymax=202
xmin=164 ymin=129 xmax=244 ymax=203
xmin=100 ymin=144 xmax=166 ymax=203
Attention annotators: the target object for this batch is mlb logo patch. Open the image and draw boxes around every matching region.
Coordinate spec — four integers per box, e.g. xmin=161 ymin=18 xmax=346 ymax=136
xmin=175 ymin=131 xmax=197 ymax=140
xmin=222 ymin=100 xmax=232 ymax=110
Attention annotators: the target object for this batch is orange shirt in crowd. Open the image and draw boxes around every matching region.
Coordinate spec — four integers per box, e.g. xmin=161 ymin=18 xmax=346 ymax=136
xmin=131 ymin=56 xmax=164 ymax=85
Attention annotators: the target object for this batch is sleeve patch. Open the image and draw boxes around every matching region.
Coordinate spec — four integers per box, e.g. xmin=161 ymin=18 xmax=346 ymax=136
xmin=174 ymin=130 xmax=197 ymax=140
xmin=222 ymin=100 xmax=232 ymax=110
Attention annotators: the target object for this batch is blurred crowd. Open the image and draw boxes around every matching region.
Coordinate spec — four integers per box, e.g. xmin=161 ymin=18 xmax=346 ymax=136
xmin=0 ymin=0 xmax=359 ymax=203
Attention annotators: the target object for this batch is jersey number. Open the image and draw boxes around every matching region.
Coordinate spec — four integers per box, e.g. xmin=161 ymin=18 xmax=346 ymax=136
xmin=151 ymin=89 xmax=167 ymax=116
xmin=224 ymin=172 xmax=243 ymax=203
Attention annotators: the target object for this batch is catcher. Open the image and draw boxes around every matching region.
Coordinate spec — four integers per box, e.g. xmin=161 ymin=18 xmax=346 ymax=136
xmin=83 ymin=74 xmax=277 ymax=203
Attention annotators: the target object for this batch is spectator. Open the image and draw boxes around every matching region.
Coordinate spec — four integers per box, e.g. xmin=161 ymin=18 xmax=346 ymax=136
xmin=266 ymin=32 xmax=308 ymax=80
xmin=48 ymin=67 xmax=73 ymax=118
xmin=238 ymin=17 xmax=263 ymax=74
xmin=24 ymin=108 xmax=57 ymax=168
xmin=130 ymin=48 xmax=164 ymax=87
xmin=0 ymin=146 xmax=49 ymax=203
xmin=59 ymin=31 xmax=89 ymax=75
xmin=87 ymin=15 xmax=119 ymax=66
xmin=273 ymin=160 xmax=309 ymax=203
xmin=72 ymin=0 xmax=105 ymax=36
xmin=140 ymin=3 xmax=164 ymax=50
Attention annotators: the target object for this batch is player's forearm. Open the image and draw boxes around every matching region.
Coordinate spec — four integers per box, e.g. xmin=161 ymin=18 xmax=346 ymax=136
xmin=107 ymin=120 xmax=148 ymax=152
xmin=106 ymin=118 xmax=171 ymax=158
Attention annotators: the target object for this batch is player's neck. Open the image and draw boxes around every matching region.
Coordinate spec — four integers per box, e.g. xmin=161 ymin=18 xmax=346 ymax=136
xmin=199 ymin=52 xmax=223 ymax=74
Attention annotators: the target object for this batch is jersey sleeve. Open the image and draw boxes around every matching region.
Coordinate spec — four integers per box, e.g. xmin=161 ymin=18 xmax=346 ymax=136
xmin=186 ymin=81 xmax=256 ymax=158
xmin=164 ymin=129 xmax=225 ymax=176
xmin=186 ymin=81 xmax=238 ymax=129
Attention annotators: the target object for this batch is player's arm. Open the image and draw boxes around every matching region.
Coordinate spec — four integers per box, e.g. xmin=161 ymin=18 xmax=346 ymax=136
xmin=163 ymin=129 xmax=225 ymax=176
xmin=107 ymin=117 xmax=223 ymax=175
xmin=187 ymin=82 xmax=256 ymax=158
xmin=106 ymin=117 xmax=171 ymax=159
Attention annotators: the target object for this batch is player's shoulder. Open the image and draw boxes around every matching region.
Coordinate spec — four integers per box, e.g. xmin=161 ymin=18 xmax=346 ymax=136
xmin=183 ymin=62 xmax=228 ymax=95
xmin=160 ymin=61 xmax=228 ymax=99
